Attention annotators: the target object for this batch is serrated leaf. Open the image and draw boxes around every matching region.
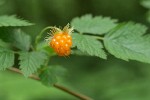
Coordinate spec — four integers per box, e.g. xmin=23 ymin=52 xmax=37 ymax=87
xmin=36 ymin=41 xmax=55 ymax=56
xmin=104 ymin=22 xmax=150 ymax=63
xmin=39 ymin=67 xmax=57 ymax=86
xmin=71 ymin=14 xmax=117 ymax=35
xmin=12 ymin=29 xmax=31 ymax=51
xmin=72 ymin=33 xmax=107 ymax=59
xmin=0 ymin=47 xmax=14 ymax=70
xmin=0 ymin=15 xmax=33 ymax=27
xmin=19 ymin=51 xmax=47 ymax=77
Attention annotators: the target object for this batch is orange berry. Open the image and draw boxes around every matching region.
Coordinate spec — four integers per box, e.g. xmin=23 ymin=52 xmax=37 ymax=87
xmin=66 ymin=35 xmax=71 ymax=39
xmin=65 ymin=49 xmax=71 ymax=56
xmin=46 ymin=24 xmax=73 ymax=56
xmin=66 ymin=39 xmax=72 ymax=47
xmin=49 ymin=33 xmax=72 ymax=56
xmin=53 ymin=42 xmax=60 ymax=50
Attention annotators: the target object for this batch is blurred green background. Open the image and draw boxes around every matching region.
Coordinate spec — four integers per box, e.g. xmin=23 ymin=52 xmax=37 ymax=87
xmin=1 ymin=0 xmax=150 ymax=100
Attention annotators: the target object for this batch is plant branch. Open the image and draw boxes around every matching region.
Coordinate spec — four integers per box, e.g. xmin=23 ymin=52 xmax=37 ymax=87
xmin=7 ymin=67 xmax=93 ymax=100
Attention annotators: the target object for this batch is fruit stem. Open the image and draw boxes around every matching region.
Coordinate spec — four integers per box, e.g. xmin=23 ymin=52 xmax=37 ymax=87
xmin=35 ymin=26 xmax=53 ymax=46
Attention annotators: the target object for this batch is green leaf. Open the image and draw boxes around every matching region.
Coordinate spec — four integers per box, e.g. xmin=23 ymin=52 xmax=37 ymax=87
xmin=19 ymin=51 xmax=47 ymax=77
xmin=141 ymin=0 xmax=150 ymax=9
xmin=48 ymin=65 xmax=67 ymax=77
xmin=0 ymin=15 xmax=33 ymax=27
xmin=140 ymin=0 xmax=150 ymax=23
xmin=12 ymin=29 xmax=31 ymax=51
xmin=36 ymin=41 xmax=55 ymax=56
xmin=71 ymin=49 xmax=89 ymax=56
xmin=104 ymin=22 xmax=150 ymax=63
xmin=71 ymin=14 xmax=117 ymax=35
xmin=0 ymin=47 xmax=14 ymax=70
xmin=72 ymin=33 xmax=107 ymax=59
xmin=0 ymin=28 xmax=31 ymax=51
xmin=0 ymin=39 xmax=10 ymax=48
xmin=39 ymin=67 xmax=57 ymax=86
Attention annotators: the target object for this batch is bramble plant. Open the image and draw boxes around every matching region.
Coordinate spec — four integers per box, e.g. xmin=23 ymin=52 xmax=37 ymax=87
xmin=1 ymin=14 xmax=150 ymax=100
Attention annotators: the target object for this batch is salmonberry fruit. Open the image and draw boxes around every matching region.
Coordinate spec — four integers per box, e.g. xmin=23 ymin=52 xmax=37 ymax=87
xmin=46 ymin=24 xmax=73 ymax=56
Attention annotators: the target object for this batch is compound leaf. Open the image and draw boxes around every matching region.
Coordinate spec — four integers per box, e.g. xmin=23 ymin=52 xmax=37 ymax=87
xmin=72 ymin=33 xmax=107 ymax=59
xmin=19 ymin=51 xmax=47 ymax=77
xmin=104 ymin=22 xmax=150 ymax=63
xmin=71 ymin=14 xmax=117 ymax=35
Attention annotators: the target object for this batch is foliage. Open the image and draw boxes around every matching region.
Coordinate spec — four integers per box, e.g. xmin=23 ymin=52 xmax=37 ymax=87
xmin=0 ymin=14 xmax=150 ymax=84
xmin=0 ymin=15 xmax=33 ymax=27
xmin=71 ymin=14 xmax=117 ymax=35
xmin=39 ymin=65 xmax=66 ymax=86
xmin=72 ymin=33 xmax=106 ymax=59
xmin=0 ymin=47 xmax=14 ymax=70
xmin=141 ymin=0 xmax=150 ymax=22
xmin=141 ymin=0 xmax=150 ymax=9
xmin=19 ymin=51 xmax=47 ymax=77
xmin=104 ymin=22 xmax=150 ymax=63
xmin=71 ymin=15 xmax=150 ymax=64
xmin=0 ymin=1 xmax=150 ymax=99
xmin=12 ymin=29 xmax=31 ymax=51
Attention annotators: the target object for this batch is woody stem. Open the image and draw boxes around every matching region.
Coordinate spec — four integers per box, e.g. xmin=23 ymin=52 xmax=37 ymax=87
xmin=7 ymin=67 xmax=93 ymax=100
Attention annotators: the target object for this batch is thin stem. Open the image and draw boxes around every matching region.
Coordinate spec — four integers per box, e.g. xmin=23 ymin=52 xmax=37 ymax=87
xmin=53 ymin=84 xmax=93 ymax=100
xmin=8 ymin=67 xmax=40 ymax=80
xmin=87 ymin=35 xmax=104 ymax=40
xmin=35 ymin=26 xmax=53 ymax=45
xmin=92 ymin=36 xmax=104 ymax=40
xmin=81 ymin=34 xmax=104 ymax=40
xmin=7 ymin=67 xmax=93 ymax=100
